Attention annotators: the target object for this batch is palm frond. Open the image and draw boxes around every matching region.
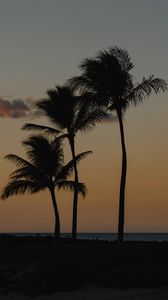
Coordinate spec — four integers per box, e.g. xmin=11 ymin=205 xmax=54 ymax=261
xmin=10 ymin=165 xmax=45 ymax=183
xmin=68 ymin=75 xmax=95 ymax=93
xmin=78 ymin=91 xmax=105 ymax=107
xmin=22 ymin=135 xmax=64 ymax=176
xmin=57 ymin=181 xmax=87 ymax=197
xmin=77 ymin=109 xmax=110 ymax=133
xmin=128 ymin=75 xmax=168 ymax=105
xmin=108 ymin=47 xmax=134 ymax=72
xmin=1 ymin=180 xmax=46 ymax=199
xmin=73 ymin=99 xmax=103 ymax=130
xmin=57 ymin=151 xmax=92 ymax=180
xmin=55 ymin=133 xmax=69 ymax=142
xmin=22 ymin=135 xmax=51 ymax=162
xmin=5 ymin=154 xmax=34 ymax=169
xmin=37 ymin=98 xmax=65 ymax=129
xmin=22 ymin=123 xmax=61 ymax=136
xmin=37 ymin=86 xmax=77 ymax=129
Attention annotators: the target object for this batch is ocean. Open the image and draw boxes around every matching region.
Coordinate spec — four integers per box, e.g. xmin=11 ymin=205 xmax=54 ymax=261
xmin=3 ymin=232 xmax=168 ymax=242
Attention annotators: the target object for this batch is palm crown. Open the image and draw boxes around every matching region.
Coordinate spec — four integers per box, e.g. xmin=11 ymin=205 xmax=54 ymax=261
xmin=1 ymin=135 xmax=91 ymax=238
xmin=23 ymin=85 xmax=109 ymax=137
xmin=1 ymin=135 xmax=89 ymax=199
xmin=69 ymin=47 xmax=167 ymax=111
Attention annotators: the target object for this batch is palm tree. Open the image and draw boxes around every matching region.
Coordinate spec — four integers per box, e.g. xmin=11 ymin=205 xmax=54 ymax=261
xmin=22 ymin=86 xmax=109 ymax=239
xmin=69 ymin=47 xmax=167 ymax=242
xmin=1 ymin=135 xmax=89 ymax=239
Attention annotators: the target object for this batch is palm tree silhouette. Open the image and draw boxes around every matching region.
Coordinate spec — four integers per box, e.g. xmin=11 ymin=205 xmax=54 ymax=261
xmin=69 ymin=47 xmax=167 ymax=242
xmin=1 ymin=135 xmax=90 ymax=239
xmin=22 ymin=85 xmax=108 ymax=239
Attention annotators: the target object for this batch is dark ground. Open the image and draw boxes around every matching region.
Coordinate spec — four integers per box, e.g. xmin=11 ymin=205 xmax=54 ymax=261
xmin=0 ymin=235 xmax=168 ymax=296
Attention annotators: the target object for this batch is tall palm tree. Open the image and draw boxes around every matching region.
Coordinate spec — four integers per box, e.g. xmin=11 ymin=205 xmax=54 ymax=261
xmin=69 ymin=47 xmax=167 ymax=242
xmin=22 ymin=86 xmax=109 ymax=239
xmin=1 ymin=135 xmax=89 ymax=239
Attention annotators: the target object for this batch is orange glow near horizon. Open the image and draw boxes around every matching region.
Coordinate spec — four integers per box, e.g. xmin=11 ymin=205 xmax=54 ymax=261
xmin=0 ymin=95 xmax=168 ymax=233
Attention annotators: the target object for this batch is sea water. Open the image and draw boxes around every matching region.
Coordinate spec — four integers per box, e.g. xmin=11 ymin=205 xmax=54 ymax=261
xmin=4 ymin=232 xmax=168 ymax=242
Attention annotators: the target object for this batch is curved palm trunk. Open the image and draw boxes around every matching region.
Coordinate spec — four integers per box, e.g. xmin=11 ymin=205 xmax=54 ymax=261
xmin=69 ymin=137 xmax=79 ymax=240
xmin=117 ymin=108 xmax=127 ymax=243
xmin=50 ymin=188 xmax=60 ymax=239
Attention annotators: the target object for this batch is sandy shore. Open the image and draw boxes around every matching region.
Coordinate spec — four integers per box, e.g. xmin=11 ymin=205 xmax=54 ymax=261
xmin=1 ymin=288 xmax=168 ymax=300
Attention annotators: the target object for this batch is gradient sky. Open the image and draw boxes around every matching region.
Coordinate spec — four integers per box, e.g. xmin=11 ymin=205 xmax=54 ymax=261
xmin=0 ymin=0 xmax=168 ymax=233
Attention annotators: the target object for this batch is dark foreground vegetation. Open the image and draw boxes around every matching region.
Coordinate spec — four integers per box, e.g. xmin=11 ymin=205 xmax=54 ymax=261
xmin=0 ymin=235 xmax=168 ymax=296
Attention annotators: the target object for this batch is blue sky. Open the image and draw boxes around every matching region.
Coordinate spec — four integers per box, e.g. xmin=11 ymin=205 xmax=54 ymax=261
xmin=0 ymin=0 xmax=167 ymax=98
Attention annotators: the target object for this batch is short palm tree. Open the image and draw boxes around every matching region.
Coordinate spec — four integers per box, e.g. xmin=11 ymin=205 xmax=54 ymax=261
xmin=1 ymin=135 xmax=89 ymax=239
xmin=22 ymin=85 xmax=109 ymax=239
xmin=69 ymin=47 xmax=167 ymax=242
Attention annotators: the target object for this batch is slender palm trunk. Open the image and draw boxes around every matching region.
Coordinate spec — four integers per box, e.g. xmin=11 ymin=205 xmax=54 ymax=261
xmin=69 ymin=137 xmax=79 ymax=240
xmin=117 ymin=108 xmax=127 ymax=243
xmin=50 ymin=188 xmax=60 ymax=239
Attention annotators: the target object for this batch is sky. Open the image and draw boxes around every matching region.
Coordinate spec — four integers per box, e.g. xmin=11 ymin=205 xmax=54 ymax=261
xmin=0 ymin=0 xmax=168 ymax=233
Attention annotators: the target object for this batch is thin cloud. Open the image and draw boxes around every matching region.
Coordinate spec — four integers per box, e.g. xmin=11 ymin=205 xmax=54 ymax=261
xmin=0 ymin=97 xmax=39 ymax=118
xmin=0 ymin=98 xmax=118 ymax=121
xmin=103 ymin=114 xmax=118 ymax=123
